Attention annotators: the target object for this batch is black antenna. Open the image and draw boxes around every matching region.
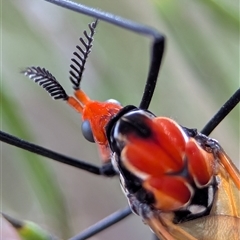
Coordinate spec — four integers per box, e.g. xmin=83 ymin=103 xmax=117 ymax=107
xmin=23 ymin=66 xmax=69 ymax=101
xmin=45 ymin=0 xmax=165 ymax=110
xmin=23 ymin=20 xmax=98 ymax=101
xmin=70 ymin=19 xmax=98 ymax=90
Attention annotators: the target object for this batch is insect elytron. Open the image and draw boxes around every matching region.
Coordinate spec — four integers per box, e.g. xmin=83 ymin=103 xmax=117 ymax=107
xmin=1 ymin=0 xmax=238 ymax=240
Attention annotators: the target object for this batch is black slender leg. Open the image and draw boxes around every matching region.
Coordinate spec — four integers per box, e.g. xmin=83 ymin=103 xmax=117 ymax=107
xmin=69 ymin=206 xmax=132 ymax=240
xmin=201 ymin=88 xmax=240 ymax=135
xmin=0 ymin=130 xmax=117 ymax=176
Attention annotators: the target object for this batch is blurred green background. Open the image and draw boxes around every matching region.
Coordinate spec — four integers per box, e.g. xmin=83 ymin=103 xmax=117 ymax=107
xmin=1 ymin=0 xmax=239 ymax=239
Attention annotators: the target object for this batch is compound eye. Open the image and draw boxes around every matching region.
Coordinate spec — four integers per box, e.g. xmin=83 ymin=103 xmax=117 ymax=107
xmin=105 ymin=99 xmax=121 ymax=106
xmin=81 ymin=120 xmax=95 ymax=142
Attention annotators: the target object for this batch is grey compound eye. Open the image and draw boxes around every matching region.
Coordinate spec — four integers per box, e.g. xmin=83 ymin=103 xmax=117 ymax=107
xmin=81 ymin=120 xmax=95 ymax=142
xmin=105 ymin=99 xmax=121 ymax=105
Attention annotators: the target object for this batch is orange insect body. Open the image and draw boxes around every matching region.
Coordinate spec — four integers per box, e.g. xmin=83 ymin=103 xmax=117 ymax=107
xmin=122 ymin=117 xmax=215 ymax=210
xmin=40 ymin=79 xmax=239 ymax=239
xmin=68 ymin=89 xmax=237 ymax=216
xmin=72 ymin=95 xmax=239 ymax=239
xmin=105 ymin=109 xmax=239 ymax=240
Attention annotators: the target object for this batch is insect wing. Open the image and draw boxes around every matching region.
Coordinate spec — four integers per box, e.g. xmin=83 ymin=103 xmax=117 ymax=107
xmin=217 ymin=149 xmax=240 ymax=190
xmin=145 ymin=214 xmax=197 ymax=240
xmin=155 ymin=149 xmax=239 ymax=240
xmin=178 ymin=153 xmax=240 ymax=240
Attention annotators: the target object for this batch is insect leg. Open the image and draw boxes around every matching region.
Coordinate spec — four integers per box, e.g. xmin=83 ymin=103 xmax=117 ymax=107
xmin=201 ymin=88 xmax=240 ymax=135
xmin=69 ymin=206 xmax=132 ymax=240
xmin=0 ymin=131 xmax=116 ymax=176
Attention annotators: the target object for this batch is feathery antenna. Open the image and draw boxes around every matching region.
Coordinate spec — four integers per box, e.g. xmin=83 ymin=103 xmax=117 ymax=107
xmin=70 ymin=19 xmax=98 ymax=90
xmin=22 ymin=20 xmax=98 ymax=101
xmin=23 ymin=66 xmax=69 ymax=101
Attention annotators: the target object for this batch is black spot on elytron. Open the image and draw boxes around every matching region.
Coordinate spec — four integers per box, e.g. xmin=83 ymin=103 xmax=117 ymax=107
xmin=105 ymin=105 xmax=137 ymax=141
xmin=173 ymin=177 xmax=217 ymax=223
xmin=117 ymin=110 xmax=155 ymax=139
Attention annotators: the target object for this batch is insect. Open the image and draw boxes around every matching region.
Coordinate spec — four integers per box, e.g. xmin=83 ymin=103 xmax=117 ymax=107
xmin=1 ymin=0 xmax=238 ymax=240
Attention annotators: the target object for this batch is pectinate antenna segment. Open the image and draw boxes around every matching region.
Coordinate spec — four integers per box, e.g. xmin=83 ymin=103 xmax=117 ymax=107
xmin=23 ymin=66 xmax=69 ymax=101
xmin=70 ymin=19 xmax=98 ymax=90
xmin=22 ymin=20 xmax=99 ymax=114
xmin=23 ymin=66 xmax=84 ymax=113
